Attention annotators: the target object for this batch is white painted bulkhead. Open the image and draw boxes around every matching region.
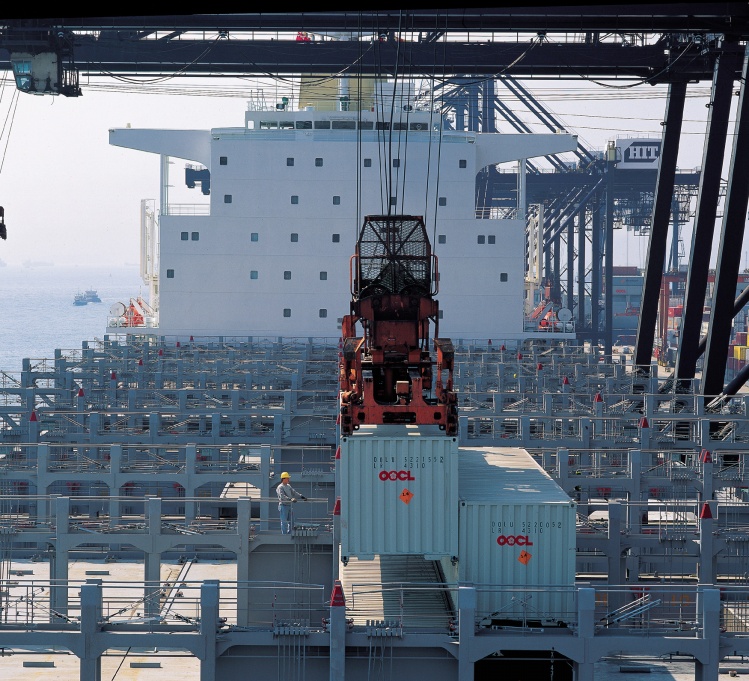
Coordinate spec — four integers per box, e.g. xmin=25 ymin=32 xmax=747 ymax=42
xmin=110 ymin=109 xmax=577 ymax=339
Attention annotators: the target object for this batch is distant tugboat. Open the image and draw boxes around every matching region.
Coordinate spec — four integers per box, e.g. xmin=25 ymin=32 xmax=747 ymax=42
xmin=84 ymin=289 xmax=101 ymax=303
xmin=73 ymin=292 xmax=87 ymax=306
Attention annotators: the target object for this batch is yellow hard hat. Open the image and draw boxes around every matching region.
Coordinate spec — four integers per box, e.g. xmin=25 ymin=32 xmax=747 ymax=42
xmin=281 ymin=471 xmax=291 ymax=479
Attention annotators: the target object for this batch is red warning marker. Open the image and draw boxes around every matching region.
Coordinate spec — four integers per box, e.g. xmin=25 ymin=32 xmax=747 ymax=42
xmin=190 ymin=336 xmax=194 ymax=342
xmin=158 ymin=349 xmax=164 ymax=356
xmin=700 ymin=449 xmax=713 ymax=464
xmin=400 ymin=489 xmax=414 ymax=505
xmin=333 ymin=497 xmax=341 ymax=516
xmin=77 ymin=388 xmax=85 ymax=397
xmin=563 ymin=376 xmax=570 ymax=385
xmin=537 ymin=362 xmax=543 ymax=371
xmin=176 ymin=341 xmax=181 ymax=348
xmin=639 ymin=416 xmax=649 ymax=429
xmin=517 ymin=352 xmax=523 ymax=360
xmin=138 ymin=359 xmax=143 ymax=366
xmin=29 ymin=411 xmax=38 ymax=422
xmin=330 ymin=580 xmax=346 ymax=607
xmin=518 ymin=550 xmax=532 ymax=565
xmin=111 ymin=371 xmax=117 ymax=380
xmin=699 ymin=502 xmax=713 ymax=519
xmin=335 ymin=446 xmax=341 ymax=459
xmin=594 ymin=392 xmax=603 ymax=402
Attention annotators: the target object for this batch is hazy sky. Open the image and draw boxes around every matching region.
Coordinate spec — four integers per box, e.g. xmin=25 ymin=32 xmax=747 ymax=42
xmin=0 ymin=73 xmax=732 ymax=269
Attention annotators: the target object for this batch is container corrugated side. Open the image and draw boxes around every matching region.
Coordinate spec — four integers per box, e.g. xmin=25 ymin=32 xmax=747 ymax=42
xmin=441 ymin=447 xmax=577 ymax=622
xmin=340 ymin=426 xmax=458 ymax=558
xmin=455 ymin=499 xmax=576 ymax=620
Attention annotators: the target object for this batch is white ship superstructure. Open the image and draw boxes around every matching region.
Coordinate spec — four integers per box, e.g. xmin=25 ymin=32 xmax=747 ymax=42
xmin=110 ymin=92 xmax=576 ymax=338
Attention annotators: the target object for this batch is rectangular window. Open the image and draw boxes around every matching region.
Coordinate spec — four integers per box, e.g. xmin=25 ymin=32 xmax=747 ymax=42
xmin=191 ymin=232 xmax=199 ymax=241
xmin=438 ymin=310 xmax=444 ymax=319
xmin=315 ymin=157 xmax=323 ymax=167
xmin=286 ymin=157 xmax=294 ymax=166
xmin=500 ymin=272 xmax=508 ymax=282
xmin=363 ymin=158 xmax=372 ymax=167
xmin=410 ymin=122 xmax=428 ymax=131
xmin=291 ymin=195 xmax=299 ymax=204
xmin=314 ymin=120 xmax=331 ymax=129
xmin=390 ymin=196 xmax=397 ymax=206
xmin=488 ymin=235 xmax=496 ymax=244
xmin=251 ymin=232 xmax=259 ymax=242
xmin=478 ymin=235 xmax=486 ymax=244
xmin=295 ymin=120 xmax=312 ymax=129
xmin=376 ymin=121 xmax=390 ymax=131
xmin=166 ymin=269 xmax=175 ymax=279
xmin=284 ymin=271 xmax=291 ymax=280
xmin=438 ymin=197 xmax=447 ymax=206
xmin=332 ymin=234 xmax=340 ymax=243
xmin=393 ymin=159 xmax=400 ymax=168
xmin=438 ymin=235 xmax=446 ymax=244
xmin=358 ymin=121 xmax=374 ymax=130
xmin=393 ymin=122 xmax=408 ymax=130
xmin=181 ymin=232 xmax=188 ymax=241
xmin=332 ymin=120 xmax=355 ymax=129
xmin=283 ymin=308 xmax=291 ymax=317
xmin=220 ymin=156 xmax=228 ymax=165
xmin=459 ymin=159 xmax=467 ymax=168
xmin=250 ymin=270 xmax=258 ymax=280
xmin=333 ymin=196 xmax=341 ymax=205
xmin=224 ymin=194 xmax=232 ymax=203
xmin=319 ymin=309 xmax=328 ymax=318
xmin=291 ymin=233 xmax=299 ymax=242
xmin=320 ymin=271 xmax=327 ymax=280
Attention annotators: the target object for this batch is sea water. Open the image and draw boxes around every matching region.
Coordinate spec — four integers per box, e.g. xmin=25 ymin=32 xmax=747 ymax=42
xmin=0 ymin=265 xmax=143 ymax=372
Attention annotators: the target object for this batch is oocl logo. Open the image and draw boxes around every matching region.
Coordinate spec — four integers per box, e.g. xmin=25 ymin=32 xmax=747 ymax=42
xmin=379 ymin=470 xmax=416 ymax=481
xmin=496 ymin=534 xmax=533 ymax=547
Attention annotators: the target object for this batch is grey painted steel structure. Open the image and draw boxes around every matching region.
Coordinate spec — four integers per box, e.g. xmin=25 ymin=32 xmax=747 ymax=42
xmin=3 ymin=337 xmax=749 ymax=678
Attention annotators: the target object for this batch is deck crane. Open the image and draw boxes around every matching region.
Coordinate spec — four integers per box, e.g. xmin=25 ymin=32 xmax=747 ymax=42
xmin=338 ymin=215 xmax=458 ymax=436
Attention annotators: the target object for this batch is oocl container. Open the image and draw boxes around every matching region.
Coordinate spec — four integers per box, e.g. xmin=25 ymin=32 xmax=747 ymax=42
xmin=441 ymin=447 xmax=576 ymax=622
xmin=339 ymin=424 xmax=458 ymax=560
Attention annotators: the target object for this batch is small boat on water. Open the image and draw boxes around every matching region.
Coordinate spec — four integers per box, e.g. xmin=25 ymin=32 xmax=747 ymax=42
xmin=84 ymin=289 xmax=101 ymax=303
xmin=73 ymin=292 xmax=87 ymax=306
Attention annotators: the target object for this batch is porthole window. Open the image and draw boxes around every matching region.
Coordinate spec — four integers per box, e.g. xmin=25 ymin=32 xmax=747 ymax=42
xmin=291 ymin=233 xmax=299 ymax=242
xmin=167 ymin=269 xmax=175 ymax=279
xmin=224 ymin=194 xmax=232 ymax=203
xmin=284 ymin=271 xmax=291 ymax=280
xmin=181 ymin=232 xmax=188 ymax=241
xmin=283 ymin=308 xmax=291 ymax=318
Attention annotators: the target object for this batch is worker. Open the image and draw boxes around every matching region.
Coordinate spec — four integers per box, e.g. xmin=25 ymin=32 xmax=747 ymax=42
xmin=276 ymin=472 xmax=306 ymax=534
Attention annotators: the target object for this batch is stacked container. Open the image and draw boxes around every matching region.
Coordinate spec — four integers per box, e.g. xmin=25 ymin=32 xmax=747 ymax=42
xmin=441 ymin=446 xmax=577 ymax=622
xmin=339 ymin=424 xmax=459 ymax=559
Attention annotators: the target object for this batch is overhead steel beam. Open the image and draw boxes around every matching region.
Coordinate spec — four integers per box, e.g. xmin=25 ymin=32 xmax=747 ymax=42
xmin=675 ymin=49 xmax=736 ymax=383
xmin=702 ymin=46 xmax=749 ymax=396
xmin=0 ymin=38 xmax=741 ymax=80
xmin=3 ymin=7 xmax=748 ymax=34
xmin=633 ymin=80 xmax=687 ymax=369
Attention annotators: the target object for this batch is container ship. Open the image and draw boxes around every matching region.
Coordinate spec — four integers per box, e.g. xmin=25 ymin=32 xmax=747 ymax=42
xmin=0 ymin=83 xmax=747 ymax=681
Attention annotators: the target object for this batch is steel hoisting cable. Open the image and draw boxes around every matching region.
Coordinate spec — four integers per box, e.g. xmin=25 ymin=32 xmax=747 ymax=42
xmin=0 ymin=87 xmax=19 ymax=175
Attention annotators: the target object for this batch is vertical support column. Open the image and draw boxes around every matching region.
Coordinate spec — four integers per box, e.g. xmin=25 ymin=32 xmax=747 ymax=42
xmin=144 ymin=497 xmax=162 ymax=619
xmin=79 ymin=580 xmax=102 ymax=681
xmin=577 ymin=208 xmax=587 ymax=333
xmin=703 ymin=45 xmax=749 ymax=396
xmin=604 ymin=141 xmax=616 ymax=358
xmin=185 ymin=445 xmax=198 ymax=522
xmin=574 ymin=588 xmax=596 ymax=681
xmin=591 ymin=196 xmax=602 ymax=347
xmin=458 ymin=586 xmax=476 ymax=680
xmin=607 ymin=501 xmax=625 ymax=591
xmin=236 ymin=497 xmax=251 ymax=627
xmin=677 ymin=50 xmax=736 ymax=382
xmin=51 ymin=496 xmax=70 ymax=616
xmin=329 ymin=580 xmax=346 ymax=681
xmin=109 ymin=445 xmax=122 ymax=526
xmin=634 ymin=80 xmax=688 ymax=368
xmin=695 ymin=588 xmax=721 ymax=681
xmin=698 ymin=501 xmax=716 ymax=585
xmin=567 ymin=209 xmax=575 ymax=313
xmin=200 ymin=581 xmax=219 ymax=681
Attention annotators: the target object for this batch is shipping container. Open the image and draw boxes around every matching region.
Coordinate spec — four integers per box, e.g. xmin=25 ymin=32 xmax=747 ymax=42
xmin=441 ymin=447 xmax=576 ymax=623
xmin=734 ymin=345 xmax=747 ymax=361
xmin=340 ymin=424 xmax=459 ymax=559
xmin=736 ymin=332 xmax=748 ymax=346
